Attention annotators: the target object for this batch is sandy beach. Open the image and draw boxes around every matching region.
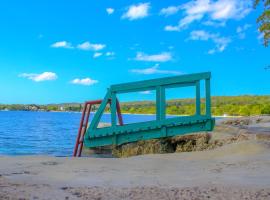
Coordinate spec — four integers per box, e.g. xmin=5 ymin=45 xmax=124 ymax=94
xmin=1 ymin=117 xmax=270 ymax=200
xmin=1 ymin=0 xmax=269 ymax=198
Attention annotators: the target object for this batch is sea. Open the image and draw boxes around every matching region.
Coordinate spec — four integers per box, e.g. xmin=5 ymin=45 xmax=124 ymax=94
xmin=0 ymin=111 xmax=218 ymax=156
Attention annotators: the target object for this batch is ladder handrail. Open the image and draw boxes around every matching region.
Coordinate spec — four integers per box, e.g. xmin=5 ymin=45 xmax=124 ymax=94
xmin=73 ymin=98 xmax=123 ymax=157
xmin=78 ymin=104 xmax=91 ymax=157
xmin=73 ymin=103 xmax=88 ymax=157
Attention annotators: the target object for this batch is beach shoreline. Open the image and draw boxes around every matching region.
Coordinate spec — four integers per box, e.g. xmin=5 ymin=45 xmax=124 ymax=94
xmin=0 ymin=109 xmax=244 ymax=118
xmin=1 ymin=139 xmax=270 ymax=199
xmin=1 ymin=116 xmax=270 ymax=199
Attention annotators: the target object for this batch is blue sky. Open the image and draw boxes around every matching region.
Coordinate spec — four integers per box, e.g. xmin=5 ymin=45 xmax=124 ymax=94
xmin=0 ymin=0 xmax=269 ymax=104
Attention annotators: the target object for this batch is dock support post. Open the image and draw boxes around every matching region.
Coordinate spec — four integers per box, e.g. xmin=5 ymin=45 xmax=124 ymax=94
xmin=196 ymin=81 xmax=201 ymax=116
xmin=156 ymin=86 xmax=165 ymax=121
xmin=111 ymin=92 xmax=117 ymax=127
xmin=205 ymin=78 xmax=211 ymax=117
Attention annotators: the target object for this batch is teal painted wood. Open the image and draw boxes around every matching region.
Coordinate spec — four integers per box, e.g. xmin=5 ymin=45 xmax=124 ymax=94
xmin=84 ymin=118 xmax=215 ymax=148
xmin=111 ymin=91 xmax=117 ymax=127
xmin=89 ymin=90 xmax=111 ymax=130
xmin=84 ymin=72 xmax=215 ymax=148
xmin=196 ymin=81 xmax=201 ymax=116
xmin=90 ymin=115 xmax=212 ymax=137
xmin=110 ymin=72 xmax=210 ymax=93
xmin=156 ymin=86 xmax=165 ymax=121
xmin=205 ymin=78 xmax=211 ymax=117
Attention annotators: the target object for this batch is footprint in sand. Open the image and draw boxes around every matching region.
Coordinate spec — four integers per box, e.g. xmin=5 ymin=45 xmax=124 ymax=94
xmin=41 ymin=161 xmax=59 ymax=166
xmin=211 ymin=168 xmax=223 ymax=173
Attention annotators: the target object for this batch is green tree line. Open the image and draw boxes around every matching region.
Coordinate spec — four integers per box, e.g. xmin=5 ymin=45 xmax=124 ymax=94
xmin=1 ymin=95 xmax=269 ymax=116
xmin=120 ymin=95 xmax=270 ymax=116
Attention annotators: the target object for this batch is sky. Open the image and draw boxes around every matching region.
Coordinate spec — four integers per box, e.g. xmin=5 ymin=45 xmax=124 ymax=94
xmin=0 ymin=0 xmax=269 ymax=104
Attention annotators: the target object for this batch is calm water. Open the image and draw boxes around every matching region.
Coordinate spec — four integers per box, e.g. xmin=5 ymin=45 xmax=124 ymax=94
xmin=0 ymin=111 xmax=220 ymax=156
xmin=0 ymin=111 xmax=157 ymax=156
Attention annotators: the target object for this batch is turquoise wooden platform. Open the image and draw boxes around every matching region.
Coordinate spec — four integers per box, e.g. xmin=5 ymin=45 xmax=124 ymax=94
xmin=73 ymin=72 xmax=215 ymax=156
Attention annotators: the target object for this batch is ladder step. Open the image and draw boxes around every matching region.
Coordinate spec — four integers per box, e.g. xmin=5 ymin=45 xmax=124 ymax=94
xmin=73 ymin=99 xmax=103 ymax=157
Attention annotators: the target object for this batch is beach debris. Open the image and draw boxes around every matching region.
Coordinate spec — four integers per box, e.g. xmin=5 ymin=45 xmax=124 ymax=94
xmin=111 ymin=126 xmax=259 ymax=157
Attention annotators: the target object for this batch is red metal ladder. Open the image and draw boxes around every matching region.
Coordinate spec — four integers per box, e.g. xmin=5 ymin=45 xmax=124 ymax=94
xmin=73 ymin=99 xmax=123 ymax=157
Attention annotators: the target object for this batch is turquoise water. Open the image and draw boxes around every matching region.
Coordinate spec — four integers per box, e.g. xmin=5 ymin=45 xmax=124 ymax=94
xmin=0 ymin=111 xmax=218 ymax=156
xmin=0 ymin=111 xmax=158 ymax=156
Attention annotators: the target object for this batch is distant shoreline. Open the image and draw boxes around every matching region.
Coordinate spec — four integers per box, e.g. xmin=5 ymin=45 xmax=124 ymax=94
xmin=1 ymin=95 xmax=269 ymax=117
xmin=0 ymin=109 xmax=242 ymax=118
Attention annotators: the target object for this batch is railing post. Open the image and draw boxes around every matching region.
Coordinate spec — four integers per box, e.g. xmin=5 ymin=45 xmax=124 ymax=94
xmin=156 ymin=86 xmax=165 ymax=121
xmin=205 ymin=78 xmax=211 ymax=117
xmin=111 ymin=92 xmax=117 ymax=127
xmin=90 ymin=90 xmax=111 ymax=130
xmin=196 ymin=81 xmax=201 ymax=116
xmin=116 ymin=99 xmax=124 ymax=125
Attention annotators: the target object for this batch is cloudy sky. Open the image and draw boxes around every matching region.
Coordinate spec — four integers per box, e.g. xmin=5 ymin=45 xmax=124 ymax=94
xmin=0 ymin=0 xmax=269 ymax=104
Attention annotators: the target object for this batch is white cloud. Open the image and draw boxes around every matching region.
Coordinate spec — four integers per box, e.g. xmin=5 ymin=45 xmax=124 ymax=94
xmin=178 ymin=14 xmax=204 ymax=30
xmin=190 ymin=30 xmax=215 ymax=40
xmin=130 ymin=64 xmax=181 ymax=75
xmin=164 ymin=0 xmax=252 ymax=31
xmin=160 ymin=6 xmax=181 ymax=16
xmin=122 ymin=3 xmax=150 ymax=20
xmin=236 ymin=24 xmax=252 ymax=39
xmin=105 ymin=52 xmax=115 ymax=57
xmin=51 ymin=41 xmax=73 ymax=49
xmin=203 ymin=20 xmax=226 ymax=27
xmin=135 ymin=52 xmax=172 ymax=62
xmin=93 ymin=52 xmax=103 ymax=58
xmin=139 ymin=90 xmax=152 ymax=94
xmin=106 ymin=8 xmax=114 ymax=15
xmin=210 ymin=0 xmax=251 ymax=20
xmin=71 ymin=78 xmax=98 ymax=86
xmin=19 ymin=72 xmax=57 ymax=82
xmin=51 ymin=41 xmax=106 ymax=51
xmin=164 ymin=25 xmax=181 ymax=32
xmin=77 ymin=41 xmax=106 ymax=51
xmin=165 ymin=14 xmax=203 ymax=32
xmin=189 ymin=30 xmax=231 ymax=54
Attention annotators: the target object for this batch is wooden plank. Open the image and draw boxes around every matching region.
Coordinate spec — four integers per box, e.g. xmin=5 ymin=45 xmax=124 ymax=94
xmin=111 ymin=92 xmax=117 ymax=127
xmin=89 ymin=90 xmax=111 ymax=130
xmin=88 ymin=115 xmax=212 ymax=138
xmin=196 ymin=81 xmax=201 ymax=116
xmin=156 ymin=86 xmax=165 ymax=121
xmin=84 ymin=118 xmax=215 ymax=147
xmin=205 ymin=78 xmax=211 ymax=117
xmin=111 ymin=72 xmax=211 ymax=93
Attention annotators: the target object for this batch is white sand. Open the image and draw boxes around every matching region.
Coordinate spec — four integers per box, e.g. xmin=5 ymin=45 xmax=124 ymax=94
xmin=1 ymin=139 xmax=270 ymax=199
